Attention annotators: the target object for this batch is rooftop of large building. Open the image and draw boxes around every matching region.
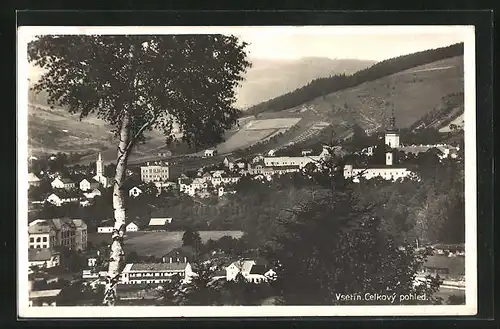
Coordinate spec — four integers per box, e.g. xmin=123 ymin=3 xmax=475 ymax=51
xmin=28 ymin=248 xmax=59 ymax=262
xmin=124 ymin=262 xmax=188 ymax=273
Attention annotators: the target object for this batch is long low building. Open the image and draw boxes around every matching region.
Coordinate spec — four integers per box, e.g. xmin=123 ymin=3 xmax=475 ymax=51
xmin=343 ymin=152 xmax=416 ymax=183
xmin=120 ymin=262 xmax=195 ymax=284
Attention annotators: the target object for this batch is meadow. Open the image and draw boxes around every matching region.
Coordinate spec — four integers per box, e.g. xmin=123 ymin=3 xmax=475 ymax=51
xmin=88 ymin=230 xmax=244 ymax=258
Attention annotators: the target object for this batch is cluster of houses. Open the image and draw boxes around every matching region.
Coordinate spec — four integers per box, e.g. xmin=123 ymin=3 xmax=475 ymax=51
xmin=343 ymin=114 xmax=460 ymax=183
xmin=28 ymin=153 xmax=114 ymax=207
xmin=175 ymin=145 xmax=335 ymax=198
xmin=27 ymin=217 xmax=89 ymax=306
xmin=84 ymin=255 xmax=276 ymax=288
xmin=96 ymin=217 xmax=173 ymax=234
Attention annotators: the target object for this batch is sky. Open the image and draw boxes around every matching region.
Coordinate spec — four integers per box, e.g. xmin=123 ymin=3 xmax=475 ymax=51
xmin=22 ymin=26 xmax=471 ymax=80
xmin=237 ymin=32 xmax=465 ymax=62
xmin=230 ymin=26 xmax=468 ymax=61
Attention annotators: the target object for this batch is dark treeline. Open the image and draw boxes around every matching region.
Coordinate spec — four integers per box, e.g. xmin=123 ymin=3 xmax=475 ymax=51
xmin=246 ymin=43 xmax=463 ymax=115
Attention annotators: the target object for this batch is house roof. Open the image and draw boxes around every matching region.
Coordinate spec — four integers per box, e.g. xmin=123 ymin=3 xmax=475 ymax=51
xmin=148 ymin=218 xmax=171 ymax=226
xmin=28 ymin=173 xmax=41 ymax=182
xmin=28 ymin=248 xmax=59 ymax=262
xmin=228 ymin=260 xmax=255 ymax=273
xmin=28 ymin=220 xmax=53 ymax=234
xmin=71 ymin=219 xmax=87 ymax=229
xmin=249 ymin=264 xmax=267 ymax=275
xmin=127 ymin=262 xmax=188 ymax=272
xmin=163 ymin=246 xmax=194 ymax=258
xmin=130 ymin=186 xmax=142 ymax=192
xmin=127 ymin=221 xmax=138 ymax=227
xmin=58 ymin=177 xmax=74 ymax=184
xmin=29 ymin=289 xmax=62 ymax=299
xmin=270 ymin=165 xmax=301 ymax=170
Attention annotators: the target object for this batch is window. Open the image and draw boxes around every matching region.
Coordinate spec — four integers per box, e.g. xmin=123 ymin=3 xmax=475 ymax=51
xmin=42 ymin=237 xmax=47 ymax=242
xmin=36 ymin=245 xmax=40 ymax=249
xmin=30 ymin=238 xmax=34 ymax=243
xmin=30 ymin=245 xmax=34 ymax=249
xmin=36 ymin=237 xmax=41 ymax=242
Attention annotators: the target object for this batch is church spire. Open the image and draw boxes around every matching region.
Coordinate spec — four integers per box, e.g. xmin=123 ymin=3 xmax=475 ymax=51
xmin=96 ymin=152 xmax=103 ymax=176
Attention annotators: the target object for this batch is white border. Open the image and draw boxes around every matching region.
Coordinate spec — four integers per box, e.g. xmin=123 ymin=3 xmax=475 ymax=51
xmin=17 ymin=25 xmax=477 ymax=318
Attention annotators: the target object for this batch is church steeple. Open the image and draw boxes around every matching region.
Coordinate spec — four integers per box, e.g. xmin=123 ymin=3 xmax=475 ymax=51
xmin=96 ymin=152 xmax=103 ymax=176
xmin=387 ymin=107 xmax=398 ymax=132
xmin=384 ymin=108 xmax=400 ymax=148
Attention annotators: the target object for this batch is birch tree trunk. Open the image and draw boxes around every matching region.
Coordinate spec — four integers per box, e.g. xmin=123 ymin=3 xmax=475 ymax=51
xmin=103 ymin=110 xmax=131 ymax=306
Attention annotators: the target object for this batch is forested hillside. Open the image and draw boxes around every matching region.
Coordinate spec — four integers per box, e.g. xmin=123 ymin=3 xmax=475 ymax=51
xmin=246 ymin=43 xmax=463 ymax=115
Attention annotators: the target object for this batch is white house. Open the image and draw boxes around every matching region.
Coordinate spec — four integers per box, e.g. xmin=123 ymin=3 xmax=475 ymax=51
xmin=46 ymin=194 xmax=63 ymax=206
xmin=224 ymin=260 xmax=274 ymax=284
xmin=267 ymin=149 xmax=276 ymax=156
xmin=204 ymin=149 xmax=217 ymax=157
xmin=79 ymin=178 xmax=99 ymax=191
xmin=97 ymin=226 xmax=114 ymax=234
xmin=29 ymin=289 xmax=62 ymax=307
xmin=51 ymin=177 xmax=75 ymax=190
xmin=28 ymin=173 xmax=41 ymax=188
xmin=140 ymin=163 xmax=170 ymax=183
xmin=126 ymin=222 xmax=139 ymax=232
xmin=129 ymin=186 xmax=143 ymax=198
xmin=84 ymin=188 xmax=101 ymax=199
xmin=301 ymin=149 xmax=313 ymax=156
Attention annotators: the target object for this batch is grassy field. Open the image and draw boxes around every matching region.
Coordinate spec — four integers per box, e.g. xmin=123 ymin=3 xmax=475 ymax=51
xmin=88 ymin=230 xmax=244 ymax=258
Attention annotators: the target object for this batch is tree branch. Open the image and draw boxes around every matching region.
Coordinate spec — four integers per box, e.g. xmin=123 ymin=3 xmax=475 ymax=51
xmin=123 ymin=111 xmax=160 ymax=156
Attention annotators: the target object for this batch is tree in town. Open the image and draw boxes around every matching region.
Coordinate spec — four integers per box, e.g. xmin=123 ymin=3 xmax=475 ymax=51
xmin=263 ymin=184 xmax=441 ymax=305
xmin=28 ymin=34 xmax=250 ymax=305
xmin=182 ymin=228 xmax=202 ymax=250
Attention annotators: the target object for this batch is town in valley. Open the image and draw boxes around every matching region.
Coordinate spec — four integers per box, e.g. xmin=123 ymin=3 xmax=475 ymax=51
xmin=23 ymin=30 xmax=467 ymax=308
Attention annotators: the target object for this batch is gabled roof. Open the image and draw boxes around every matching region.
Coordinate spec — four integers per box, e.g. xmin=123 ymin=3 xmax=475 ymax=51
xmin=29 ymin=289 xmax=62 ymax=299
xmin=129 ymin=186 xmax=142 ymax=192
xmin=28 ymin=173 xmax=41 ymax=182
xmin=28 ymin=220 xmax=53 ymax=234
xmin=148 ymin=218 xmax=171 ymax=226
xmin=128 ymin=262 xmax=188 ymax=272
xmin=71 ymin=219 xmax=87 ymax=229
xmin=228 ymin=260 xmax=255 ymax=273
xmin=249 ymin=264 xmax=267 ymax=275
xmin=28 ymin=248 xmax=59 ymax=262
xmin=58 ymin=177 xmax=74 ymax=184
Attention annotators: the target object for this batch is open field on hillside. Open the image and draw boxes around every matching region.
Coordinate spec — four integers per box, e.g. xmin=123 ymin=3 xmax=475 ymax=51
xmin=88 ymin=230 xmax=244 ymax=257
xmin=439 ymin=113 xmax=464 ymax=132
xmin=216 ymin=129 xmax=277 ymax=154
xmin=245 ymin=118 xmax=301 ymax=130
xmin=283 ymin=122 xmax=331 ymax=147
xmin=273 ymin=56 xmax=464 ymax=132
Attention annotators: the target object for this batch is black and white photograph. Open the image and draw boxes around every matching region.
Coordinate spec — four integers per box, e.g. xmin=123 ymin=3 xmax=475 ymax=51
xmin=17 ymin=25 xmax=476 ymax=317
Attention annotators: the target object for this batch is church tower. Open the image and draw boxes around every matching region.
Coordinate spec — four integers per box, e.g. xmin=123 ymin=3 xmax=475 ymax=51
xmin=384 ymin=108 xmax=400 ymax=148
xmin=96 ymin=152 xmax=104 ymax=177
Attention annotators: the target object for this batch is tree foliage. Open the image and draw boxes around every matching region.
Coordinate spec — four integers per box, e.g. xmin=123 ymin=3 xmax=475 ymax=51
xmin=264 ymin=186 xmax=441 ymax=305
xmin=28 ymin=35 xmax=251 ymax=147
